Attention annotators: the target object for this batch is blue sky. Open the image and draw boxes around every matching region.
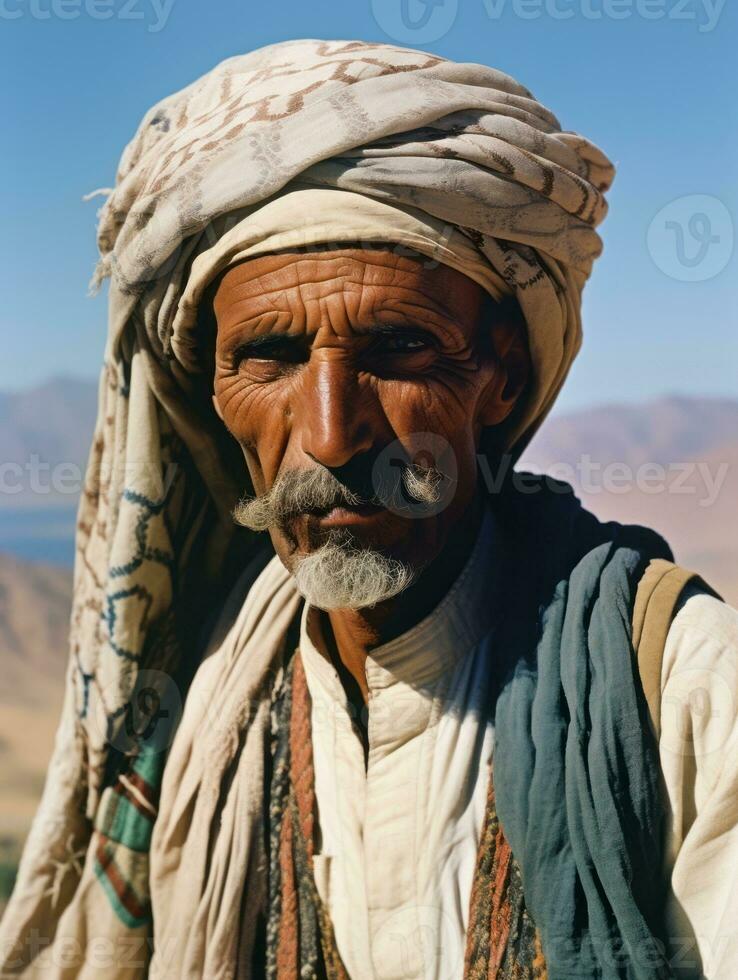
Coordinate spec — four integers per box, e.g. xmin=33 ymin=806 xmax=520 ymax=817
xmin=2 ymin=0 xmax=736 ymax=411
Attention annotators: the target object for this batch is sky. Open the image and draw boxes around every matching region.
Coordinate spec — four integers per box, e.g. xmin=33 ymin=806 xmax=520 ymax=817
xmin=2 ymin=0 xmax=736 ymax=412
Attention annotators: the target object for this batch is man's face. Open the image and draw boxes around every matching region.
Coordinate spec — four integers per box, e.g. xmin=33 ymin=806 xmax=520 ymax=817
xmin=212 ymin=247 xmax=525 ymax=607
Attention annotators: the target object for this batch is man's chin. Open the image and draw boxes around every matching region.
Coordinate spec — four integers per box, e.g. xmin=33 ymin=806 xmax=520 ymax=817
xmin=289 ymin=535 xmax=416 ymax=611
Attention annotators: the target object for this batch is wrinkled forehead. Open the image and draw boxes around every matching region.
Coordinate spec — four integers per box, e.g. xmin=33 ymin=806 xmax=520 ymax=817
xmin=210 ymin=245 xmax=487 ymax=326
xmin=214 ymin=242 xmax=443 ymax=289
xmin=208 ymin=242 xmax=482 ymax=308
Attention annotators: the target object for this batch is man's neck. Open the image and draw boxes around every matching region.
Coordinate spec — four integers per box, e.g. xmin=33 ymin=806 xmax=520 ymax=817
xmin=321 ymin=493 xmax=485 ymax=704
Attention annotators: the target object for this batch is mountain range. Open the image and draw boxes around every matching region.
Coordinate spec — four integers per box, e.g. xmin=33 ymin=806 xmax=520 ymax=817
xmin=0 ymin=376 xmax=97 ymax=506
xmin=521 ymin=395 xmax=738 ymax=604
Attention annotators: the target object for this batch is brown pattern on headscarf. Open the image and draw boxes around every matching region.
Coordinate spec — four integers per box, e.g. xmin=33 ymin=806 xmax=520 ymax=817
xmin=147 ymin=45 xmax=444 ymax=194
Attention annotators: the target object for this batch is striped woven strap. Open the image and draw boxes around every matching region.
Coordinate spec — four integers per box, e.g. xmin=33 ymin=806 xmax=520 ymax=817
xmin=464 ymin=772 xmax=547 ymax=979
xmin=267 ymin=648 xmax=349 ymax=980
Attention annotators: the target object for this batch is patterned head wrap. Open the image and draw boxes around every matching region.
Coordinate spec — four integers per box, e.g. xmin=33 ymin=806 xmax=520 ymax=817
xmin=2 ymin=39 xmax=614 ymax=970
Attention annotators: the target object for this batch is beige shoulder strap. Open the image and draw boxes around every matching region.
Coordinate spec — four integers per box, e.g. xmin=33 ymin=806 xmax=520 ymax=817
xmin=632 ymin=559 xmax=721 ymax=738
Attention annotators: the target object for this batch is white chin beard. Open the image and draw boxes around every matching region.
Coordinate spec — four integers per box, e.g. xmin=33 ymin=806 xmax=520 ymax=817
xmin=291 ymin=539 xmax=416 ymax=610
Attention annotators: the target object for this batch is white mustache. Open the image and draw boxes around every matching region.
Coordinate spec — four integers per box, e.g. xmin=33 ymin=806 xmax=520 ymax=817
xmin=232 ymin=461 xmax=445 ymax=531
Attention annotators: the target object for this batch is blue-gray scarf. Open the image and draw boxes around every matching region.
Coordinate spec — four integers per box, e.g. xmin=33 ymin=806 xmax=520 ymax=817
xmin=492 ymin=476 xmax=674 ymax=979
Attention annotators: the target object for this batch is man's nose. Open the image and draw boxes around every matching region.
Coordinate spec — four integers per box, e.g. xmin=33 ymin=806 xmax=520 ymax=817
xmin=297 ymin=355 xmax=380 ymax=469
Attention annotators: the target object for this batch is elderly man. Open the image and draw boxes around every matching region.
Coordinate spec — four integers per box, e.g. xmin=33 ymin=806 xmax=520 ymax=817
xmin=2 ymin=38 xmax=737 ymax=980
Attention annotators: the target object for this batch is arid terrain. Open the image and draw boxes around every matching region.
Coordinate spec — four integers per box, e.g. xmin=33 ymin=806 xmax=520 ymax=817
xmin=0 ymin=553 xmax=72 ymax=903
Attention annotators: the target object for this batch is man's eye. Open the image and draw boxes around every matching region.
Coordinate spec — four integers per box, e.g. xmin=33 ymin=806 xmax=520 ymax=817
xmin=378 ymin=334 xmax=431 ymax=353
xmin=233 ymin=340 xmax=304 ymax=364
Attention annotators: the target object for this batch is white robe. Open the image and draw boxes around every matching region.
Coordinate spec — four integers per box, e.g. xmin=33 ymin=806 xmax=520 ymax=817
xmin=296 ymin=508 xmax=738 ymax=980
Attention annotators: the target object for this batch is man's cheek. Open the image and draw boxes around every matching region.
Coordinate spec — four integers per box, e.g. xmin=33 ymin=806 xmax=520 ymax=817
xmin=242 ymin=448 xmax=269 ymax=497
xmin=217 ymin=383 xmax=264 ymax=443
xmin=214 ymin=376 xmax=245 ymax=423
xmin=392 ymin=376 xmax=470 ymax=434
xmin=247 ymin=429 xmax=297 ymax=489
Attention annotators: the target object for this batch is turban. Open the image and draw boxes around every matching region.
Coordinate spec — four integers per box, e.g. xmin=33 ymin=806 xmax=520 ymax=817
xmin=95 ymin=38 xmax=614 ymax=461
xmin=1 ymin=39 xmax=614 ymax=971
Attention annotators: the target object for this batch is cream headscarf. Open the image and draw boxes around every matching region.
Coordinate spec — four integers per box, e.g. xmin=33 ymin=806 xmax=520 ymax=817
xmin=0 ymin=38 xmax=614 ymax=977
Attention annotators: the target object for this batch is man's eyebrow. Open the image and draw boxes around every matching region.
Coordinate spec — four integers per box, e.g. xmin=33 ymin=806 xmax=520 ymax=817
xmin=221 ymin=309 xmax=465 ymax=348
xmin=364 ymin=315 xmax=464 ymax=347
xmin=235 ymin=333 xmax=299 ymax=345
xmin=228 ymin=320 xmax=446 ymax=339
xmin=230 ymin=333 xmax=305 ymax=352
xmin=362 ymin=323 xmax=435 ymax=335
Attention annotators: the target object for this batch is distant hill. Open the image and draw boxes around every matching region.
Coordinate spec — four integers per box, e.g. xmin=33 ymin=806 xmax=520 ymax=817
xmin=519 ymin=395 xmax=738 ymax=605
xmin=521 ymin=395 xmax=738 ymax=471
xmin=0 ymin=553 xmax=71 ymax=704
xmin=0 ymin=376 xmax=97 ymax=508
